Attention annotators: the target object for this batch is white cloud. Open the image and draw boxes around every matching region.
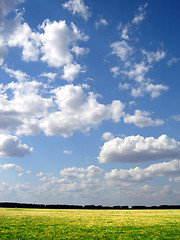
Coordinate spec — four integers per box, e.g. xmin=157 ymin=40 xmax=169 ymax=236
xmin=0 ymin=134 xmax=33 ymax=157
xmin=64 ymin=150 xmax=72 ymax=154
xmin=7 ymin=18 xmax=40 ymax=62
xmin=124 ymin=110 xmax=164 ymax=128
xmin=119 ymin=82 xmax=131 ymax=90
xmin=62 ymin=63 xmax=85 ymax=82
xmin=172 ymin=115 xmax=180 ymax=121
xmin=98 ymin=135 xmax=180 ymax=163
xmin=39 ymin=20 xmax=88 ymax=68
xmin=145 ymin=82 xmax=169 ymax=98
xmin=102 ymin=132 xmax=114 ymax=141
xmin=132 ymin=3 xmax=148 ymax=24
xmin=0 ymin=0 xmax=25 ymax=20
xmin=95 ymin=18 xmax=108 ymax=29
xmin=105 ymin=159 xmax=180 ymax=184
xmin=0 ymin=163 xmax=23 ymax=171
xmin=39 ymin=84 xmax=124 ymax=137
xmin=111 ymin=40 xmax=132 ymax=61
xmin=62 ymin=0 xmax=91 ymax=20
xmin=168 ymin=57 xmax=180 ymax=66
xmin=71 ymin=46 xmax=89 ymax=57
xmin=60 ymin=165 xmax=103 ymax=180
xmin=121 ymin=25 xmax=129 ymax=40
xmin=123 ymin=61 xmax=150 ymax=83
xmin=109 ymin=100 xmax=125 ymax=123
xmin=142 ymin=50 xmax=166 ymax=64
xmin=40 ymin=72 xmax=57 ymax=81
xmin=111 ymin=66 xmax=122 ymax=78
xmin=3 ymin=66 xmax=29 ymax=81
xmin=131 ymin=82 xmax=169 ymax=98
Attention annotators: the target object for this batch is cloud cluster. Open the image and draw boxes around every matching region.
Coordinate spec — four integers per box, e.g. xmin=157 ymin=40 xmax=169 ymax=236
xmin=110 ymin=3 xmax=168 ymax=98
xmin=98 ymin=135 xmax=180 ymax=163
xmin=0 ymin=76 xmax=125 ymax=138
xmin=1 ymin=4 xmax=89 ymax=80
xmin=105 ymin=159 xmax=180 ymax=184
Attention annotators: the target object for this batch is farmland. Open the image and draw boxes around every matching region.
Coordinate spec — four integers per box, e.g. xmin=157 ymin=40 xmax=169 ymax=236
xmin=0 ymin=208 xmax=180 ymax=239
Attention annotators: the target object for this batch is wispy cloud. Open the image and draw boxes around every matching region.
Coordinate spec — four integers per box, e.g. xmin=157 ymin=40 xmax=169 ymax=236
xmin=62 ymin=0 xmax=91 ymax=20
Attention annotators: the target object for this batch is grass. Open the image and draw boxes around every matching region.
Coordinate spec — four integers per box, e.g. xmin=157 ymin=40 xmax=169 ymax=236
xmin=0 ymin=208 xmax=180 ymax=239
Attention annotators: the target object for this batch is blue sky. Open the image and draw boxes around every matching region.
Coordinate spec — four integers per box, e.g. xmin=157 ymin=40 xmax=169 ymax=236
xmin=0 ymin=0 xmax=180 ymax=206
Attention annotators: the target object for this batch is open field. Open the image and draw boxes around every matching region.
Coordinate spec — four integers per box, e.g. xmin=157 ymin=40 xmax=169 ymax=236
xmin=0 ymin=208 xmax=180 ymax=239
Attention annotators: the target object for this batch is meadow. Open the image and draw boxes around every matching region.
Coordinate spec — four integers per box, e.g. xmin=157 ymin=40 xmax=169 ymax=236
xmin=0 ymin=208 xmax=180 ymax=239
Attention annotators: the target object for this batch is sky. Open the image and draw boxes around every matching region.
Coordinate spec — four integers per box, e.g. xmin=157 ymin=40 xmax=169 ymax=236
xmin=0 ymin=0 xmax=180 ymax=207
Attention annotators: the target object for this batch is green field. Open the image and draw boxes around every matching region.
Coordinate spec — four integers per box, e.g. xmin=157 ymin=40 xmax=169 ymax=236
xmin=0 ymin=208 xmax=180 ymax=239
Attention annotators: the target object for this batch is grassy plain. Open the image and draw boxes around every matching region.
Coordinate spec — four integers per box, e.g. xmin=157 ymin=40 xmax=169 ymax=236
xmin=0 ymin=208 xmax=180 ymax=239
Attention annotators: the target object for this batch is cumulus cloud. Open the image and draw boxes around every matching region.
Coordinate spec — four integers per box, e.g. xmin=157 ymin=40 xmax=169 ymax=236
xmin=39 ymin=84 xmax=125 ymax=137
xmin=0 ymin=0 xmax=25 ymax=21
xmin=124 ymin=110 xmax=164 ymax=128
xmin=0 ymin=134 xmax=32 ymax=157
xmin=131 ymin=82 xmax=168 ymax=98
xmin=102 ymin=132 xmax=114 ymax=141
xmin=7 ymin=18 xmax=40 ymax=62
xmin=60 ymin=165 xmax=103 ymax=180
xmin=105 ymin=159 xmax=180 ymax=184
xmin=39 ymin=20 xmax=88 ymax=68
xmin=98 ymin=135 xmax=180 ymax=163
xmin=0 ymin=163 xmax=23 ymax=171
xmin=62 ymin=63 xmax=85 ymax=81
xmin=62 ymin=0 xmax=91 ymax=20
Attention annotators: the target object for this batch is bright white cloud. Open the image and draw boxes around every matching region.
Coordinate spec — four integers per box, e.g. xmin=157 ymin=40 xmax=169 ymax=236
xmin=124 ymin=110 xmax=164 ymax=128
xmin=39 ymin=20 xmax=88 ymax=68
xmin=62 ymin=0 xmax=91 ymax=20
xmin=105 ymin=159 xmax=180 ymax=184
xmin=98 ymin=135 xmax=180 ymax=163
xmin=62 ymin=63 xmax=85 ymax=81
xmin=0 ymin=134 xmax=32 ymax=157
xmin=7 ymin=18 xmax=40 ymax=62
xmin=39 ymin=84 xmax=124 ymax=137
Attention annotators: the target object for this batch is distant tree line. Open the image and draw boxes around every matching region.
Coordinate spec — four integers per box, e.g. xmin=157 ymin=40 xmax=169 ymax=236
xmin=0 ymin=202 xmax=180 ymax=210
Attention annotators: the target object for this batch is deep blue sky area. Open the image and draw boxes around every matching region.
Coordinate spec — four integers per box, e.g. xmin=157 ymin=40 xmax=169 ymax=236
xmin=0 ymin=0 xmax=180 ymax=206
